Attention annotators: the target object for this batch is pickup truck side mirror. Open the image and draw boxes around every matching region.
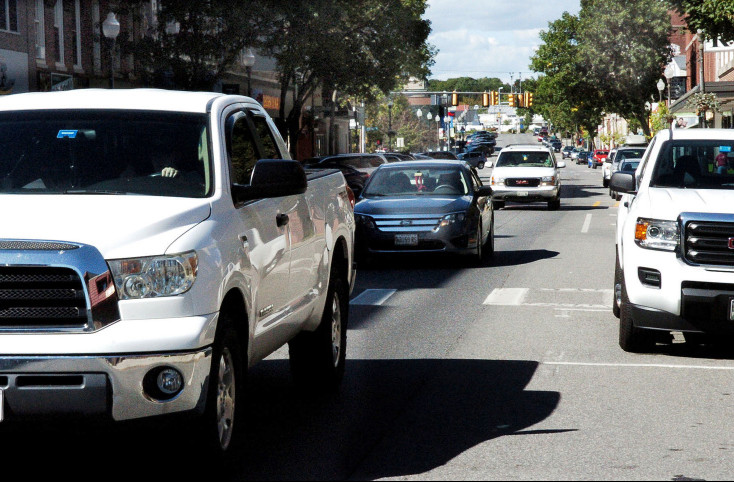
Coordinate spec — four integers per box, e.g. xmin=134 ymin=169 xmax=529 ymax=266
xmin=233 ymin=159 xmax=307 ymax=203
xmin=610 ymin=171 xmax=636 ymax=195
xmin=475 ymin=186 xmax=493 ymax=197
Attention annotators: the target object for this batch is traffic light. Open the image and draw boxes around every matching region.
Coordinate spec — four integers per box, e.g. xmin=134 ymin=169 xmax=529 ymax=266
xmin=517 ymin=93 xmax=525 ymax=108
xmin=508 ymin=94 xmax=515 ymax=108
xmin=491 ymin=91 xmax=499 ymax=106
xmin=526 ymin=92 xmax=534 ymax=107
xmin=482 ymin=92 xmax=490 ymax=107
xmin=451 ymin=91 xmax=459 ymax=106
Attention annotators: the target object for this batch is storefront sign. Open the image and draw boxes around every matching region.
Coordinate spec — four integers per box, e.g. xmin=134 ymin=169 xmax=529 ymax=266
xmin=262 ymin=95 xmax=280 ymax=111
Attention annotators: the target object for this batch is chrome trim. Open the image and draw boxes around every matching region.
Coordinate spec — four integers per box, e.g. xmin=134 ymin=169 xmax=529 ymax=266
xmin=371 ymin=213 xmax=443 ymax=233
xmin=0 ymin=240 xmax=121 ymax=333
xmin=0 ymin=348 xmax=212 ymax=421
xmin=679 ymin=212 xmax=734 ymax=267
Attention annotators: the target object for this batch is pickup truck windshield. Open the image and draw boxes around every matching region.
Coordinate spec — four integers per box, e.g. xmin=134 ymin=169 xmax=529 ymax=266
xmin=0 ymin=110 xmax=212 ymax=197
xmin=651 ymin=140 xmax=734 ymax=190
xmin=495 ymin=151 xmax=555 ymax=168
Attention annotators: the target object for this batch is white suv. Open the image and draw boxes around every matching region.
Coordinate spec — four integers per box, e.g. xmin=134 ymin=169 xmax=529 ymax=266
xmin=612 ymin=128 xmax=734 ymax=352
xmin=490 ymin=145 xmax=565 ymax=210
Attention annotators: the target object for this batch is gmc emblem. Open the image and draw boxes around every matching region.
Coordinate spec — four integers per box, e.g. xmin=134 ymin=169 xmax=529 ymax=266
xmin=729 ymin=238 xmax=734 ymax=250
xmin=517 ymin=180 xmax=529 ymax=185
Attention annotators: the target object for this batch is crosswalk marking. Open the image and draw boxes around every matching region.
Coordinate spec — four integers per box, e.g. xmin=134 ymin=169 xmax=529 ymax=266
xmin=483 ymin=288 xmax=529 ymax=306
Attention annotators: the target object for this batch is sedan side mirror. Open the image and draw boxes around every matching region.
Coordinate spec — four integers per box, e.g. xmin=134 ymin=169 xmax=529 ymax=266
xmin=610 ymin=172 xmax=636 ymax=195
xmin=557 ymin=161 xmax=566 ymax=168
xmin=486 ymin=161 xmax=493 ymax=168
xmin=233 ymin=159 xmax=307 ymax=204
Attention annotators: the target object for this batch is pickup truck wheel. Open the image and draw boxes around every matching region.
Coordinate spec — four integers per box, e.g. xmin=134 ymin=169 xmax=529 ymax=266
xmin=492 ymin=200 xmax=505 ymax=210
xmin=619 ymin=278 xmax=656 ymax=353
xmin=613 ymin=253 xmax=622 ymax=318
xmin=198 ymin=313 xmax=243 ymax=455
xmin=289 ymin=272 xmax=348 ymax=391
xmin=548 ymin=198 xmax=561 ymax=211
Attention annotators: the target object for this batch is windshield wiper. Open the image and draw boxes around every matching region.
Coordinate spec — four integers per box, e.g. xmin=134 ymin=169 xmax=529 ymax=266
xmin=63 ymin=189 xmax=129 ymax=195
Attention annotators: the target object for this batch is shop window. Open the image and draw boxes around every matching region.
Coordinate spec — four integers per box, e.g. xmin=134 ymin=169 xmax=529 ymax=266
xmin=0 ymin=0 xmax=18 ymax=32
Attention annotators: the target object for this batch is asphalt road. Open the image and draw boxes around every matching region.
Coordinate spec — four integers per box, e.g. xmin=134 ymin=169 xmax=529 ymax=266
xmin=3 ymin=133 xmax=733 ymax=480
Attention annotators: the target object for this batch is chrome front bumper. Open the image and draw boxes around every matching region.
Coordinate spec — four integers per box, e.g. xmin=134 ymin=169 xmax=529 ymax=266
xmin=492 ymin=185 xmax=559 ymax=202
xmin=0 ymin=348 xmax=212 ymax=422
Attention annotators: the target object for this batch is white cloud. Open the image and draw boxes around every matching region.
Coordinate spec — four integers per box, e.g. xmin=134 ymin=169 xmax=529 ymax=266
xmin=425 ymin=0 xmax=581 ymax=81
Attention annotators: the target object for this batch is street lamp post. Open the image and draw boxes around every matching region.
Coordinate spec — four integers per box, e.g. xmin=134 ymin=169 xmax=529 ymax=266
xmin=435 ymin=116 xmax=440 ymax=150
xmin=387 ymin=99 xmax=394 ymax=152
xmin=242 ymin=48 xmax=256 ymax=97
xmin=657 ymin=79 xmax=666 ymax=105
xmin=102 ymin=13 xmax=120 ymax=89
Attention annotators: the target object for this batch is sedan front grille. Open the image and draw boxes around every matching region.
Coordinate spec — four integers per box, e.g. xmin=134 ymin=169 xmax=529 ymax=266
xmin=684 ymin=221 xmax=734 ymax=267
xmin=373 ymin=214 xmax=443 ymax=233
xmin=0 ymin=267 xmax=88 ymax=329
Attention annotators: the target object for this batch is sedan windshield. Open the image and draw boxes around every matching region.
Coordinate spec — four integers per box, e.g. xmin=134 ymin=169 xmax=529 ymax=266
xmin=363 ymin=166 xmax=469 ymax=197
xmin=651 ymin=140 xmax=734 ymax=189
xmin=0 ymin=110 xmax=212 ymax=197
xmin=496 ymin=151 xmax=555 ymax=168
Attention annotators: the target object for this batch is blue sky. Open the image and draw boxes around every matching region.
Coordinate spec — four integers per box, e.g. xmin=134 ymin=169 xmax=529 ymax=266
xmin=425 ymin=0 xmax=581 ymax=82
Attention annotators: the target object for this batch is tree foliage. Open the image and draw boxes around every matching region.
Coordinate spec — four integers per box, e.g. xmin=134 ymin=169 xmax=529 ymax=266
xmin=670 ymin=0 xmax=734 ymax=42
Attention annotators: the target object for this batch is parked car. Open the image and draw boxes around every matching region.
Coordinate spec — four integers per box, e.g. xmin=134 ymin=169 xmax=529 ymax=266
xmin=305 ymin=157 xmax=369 ymax=197
xmin=591 ymin=149 xmax=609 ymax=168
xmin=308 ymin=153 xmax=388 ymax=178
xmin=354 ymin=160 xmax=494 ymax=264
xmin=570 ymin=148 xmax=582 ymax=161
xmin=609 ymin=159 xmax=641 ymax=200
xmin=458 ymin=150 xmax=488 ymax=169
xmin=550 ymin=139 xmax=563 ymax=152
xmin=420 ymin=151 xmax=459 ymax=160
xmin=562 ymin=146 xmax=575 ymax=159
xmin=490 ymin=145 xmax=566 ymax=210
xmin=576 ymin=151 xmax=590 ymax=165
xmin=0 ymin=88 xmax=356 ymax=455
xmin=611 ymin=128 xmax=734 ymax=352
xmin=383 ymin=152 xmax=415 ymax=162
xmin=607 ymin=147 xmax=647 ymax=193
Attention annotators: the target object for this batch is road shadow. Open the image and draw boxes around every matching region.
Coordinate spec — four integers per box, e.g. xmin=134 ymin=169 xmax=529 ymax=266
xmin=640 ymin=335 xmax=734 ymax=361
xmin=0 ymin=359 xmax=562 ymax=481
xmin=489 ymin=248 xmax=559 ymax=268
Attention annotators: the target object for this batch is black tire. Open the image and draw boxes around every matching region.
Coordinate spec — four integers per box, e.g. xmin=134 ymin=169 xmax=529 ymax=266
xmin=613 ymin=252 xmax=622 ymax=318
xmin=289 ymin=269 xmax=348 ymax=391
xmin=492 ymin=200 xmax=505 ymax=210
xmin=486 ymin=215 xmax=495 ymax=257
xmin=548 ymin=197 xmax=561 ymax=211
xmin=619 ymin=277 xmax=656 ymax=353
xmin=478 ymin=162 xmax=485 ymax=170
xmin=197 ymin=312 xmax=244 ymax=456
xmin=603 ymin=178 xmax=609 ymax=188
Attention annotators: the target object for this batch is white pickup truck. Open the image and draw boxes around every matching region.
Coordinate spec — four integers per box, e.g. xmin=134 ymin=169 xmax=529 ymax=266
xmin=0 ymin=89 xmax=355 ymax=454
xmin=612 ymin=128 xmax=734 ymax=352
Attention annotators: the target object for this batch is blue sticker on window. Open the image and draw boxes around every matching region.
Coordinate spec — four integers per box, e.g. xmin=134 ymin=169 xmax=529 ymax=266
xmin=57 ymin=130 xmax=78 ymax=139
xmin=720 ymin=146 xmax=732 ymax=153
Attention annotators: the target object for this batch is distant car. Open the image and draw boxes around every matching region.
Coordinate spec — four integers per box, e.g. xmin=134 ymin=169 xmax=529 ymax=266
xmin=304 ymin=156 xmax=371 ymax=197
xmin=606 ymin=147 xmax=647 ymax=192
xmin=550 ymin=140 xmax=562 ymax=152
xmin=575 ymin=151 xmax=590 ymax=166
xmin=591 ymin=149 xmax=609 ymax=168
xmin=562 ymin=146 xmax=575 ymax=159
xmin=420 ymin=151 xmax=459 ymax=160
xmin=610 ymin=159 xmax=641 ymax=200
xmin=383 ymin=152 xmax=415 ymax=162
xmin=307 ymin=153 xmax=388 ymax=179
xmin=570 ymin=148 xmax=582 ymax=161
xmin=458 ymin=150 xmax=487 ymax=170
xmin=354 ymin=160 xmax=494 ymax=264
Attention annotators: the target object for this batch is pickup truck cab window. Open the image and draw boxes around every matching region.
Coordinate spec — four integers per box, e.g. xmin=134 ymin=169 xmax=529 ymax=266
xmin=250 ymin=114 xmax=283 ymax=160
xmin=0 ymin=110 xmax=212 ymax=198
xmin=226 ymin=111 xmax=259 ymax=185
xmin=651 ymin=140 xmax=734 ymax=189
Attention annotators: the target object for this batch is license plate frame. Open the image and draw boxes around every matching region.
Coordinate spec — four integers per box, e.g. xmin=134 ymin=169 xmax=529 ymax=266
xmin=395 ymin=234 xmax=419 ymax=246
xmin=517 ymin=191 xmax=529 ymax=197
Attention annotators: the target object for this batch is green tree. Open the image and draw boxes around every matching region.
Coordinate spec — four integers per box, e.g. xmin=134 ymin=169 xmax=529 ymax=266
xmin=671 ymin=0 xmax=734 ymax=42
xmin=120 ymin=0 xmax=262 ymax=91
xmin=365 ymin=96 xmax=435 ymax=152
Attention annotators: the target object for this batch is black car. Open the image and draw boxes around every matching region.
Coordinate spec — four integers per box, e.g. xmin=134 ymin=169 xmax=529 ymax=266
xmin=383 ymin=152 xmax=415 ymax=162
xmin=457 ymin=150 xmax=487 ymax=169
xmin=354 ymin=160 xmax=494 ymax=264
xmin=306 ymin=153 xmax=388 ymax=177
xmin=304 ymin=157 xmax=371 ymax=197
xmin=550 ymin=140 xmax=562 ymax=152
xmin=420 ymin=151 xmax=459 ymax=160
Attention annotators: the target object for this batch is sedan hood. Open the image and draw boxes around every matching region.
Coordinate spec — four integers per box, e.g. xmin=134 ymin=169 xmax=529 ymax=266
xmin=639 ymin=188 xmax=734 ymax=220
xmin=0 ymin=195 xmax=212 ymax=259
xmin=493 ymin=167 xmax=556 ymax=178
xmin=355 ymin=196 xmax=471 ymax=215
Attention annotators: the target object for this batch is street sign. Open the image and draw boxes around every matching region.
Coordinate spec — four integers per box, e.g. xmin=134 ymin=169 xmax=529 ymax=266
xmin=396 ymin=137 xmax=405 ymax=148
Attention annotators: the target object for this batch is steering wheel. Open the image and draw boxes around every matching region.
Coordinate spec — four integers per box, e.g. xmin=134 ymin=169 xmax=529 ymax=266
xmin=433 ymin=185 xmax=460 ymax=194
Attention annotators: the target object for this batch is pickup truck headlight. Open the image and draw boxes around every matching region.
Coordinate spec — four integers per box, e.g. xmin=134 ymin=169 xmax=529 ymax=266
xmin=635 ymin=218 xmax=680 ymax=251
xmin=491 ymin=177 xmax=505 ymax=186
xmin=109 ymin=251 xmax=198 ymax=300
xmin=541 ymin=176 xmax=555 ymax=186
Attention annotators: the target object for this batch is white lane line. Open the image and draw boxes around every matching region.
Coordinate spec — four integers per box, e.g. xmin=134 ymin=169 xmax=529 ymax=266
xmin=484 ymin=288 xmax=529 ymax=306
xmin=540 ymin=288 xmax=612 ymax=293
xmin=581 ymin=213 xmax=593 ymax=233
xmin=544 ymin=361 xmax=734 ymax=371
xmin=350 ymin=289 xmax=397 ymax=306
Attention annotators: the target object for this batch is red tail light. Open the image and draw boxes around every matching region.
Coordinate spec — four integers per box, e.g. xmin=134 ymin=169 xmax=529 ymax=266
xmin=346 ymin=186 xmax=356 ymax=209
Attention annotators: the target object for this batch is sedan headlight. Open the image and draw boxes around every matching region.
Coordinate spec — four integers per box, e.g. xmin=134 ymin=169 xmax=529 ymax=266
xmin=108 ymin=251 xmax=198 ymax=300
xmin=635 ymin=218 xmax=680 ymax=251
xmin=438 ymin=213 xmax=466 ymax=228
xmin=355 ymin=214 xmax=376 ymax=230
xmin=541 ymin=176 xmax=555 ymax=186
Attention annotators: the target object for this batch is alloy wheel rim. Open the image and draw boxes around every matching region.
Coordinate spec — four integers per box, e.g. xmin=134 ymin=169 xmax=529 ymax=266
xmin=216 ymin=347 xmax=236 ymax=450
xmin=331 ymin=292 xmax=342 ymax=368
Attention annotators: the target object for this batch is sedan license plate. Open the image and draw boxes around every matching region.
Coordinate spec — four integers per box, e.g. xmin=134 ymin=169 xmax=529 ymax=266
xmin=395 ymin=234 xmax=419 ymax=246
xmin=517 ymin=191 xmax=529 ymax=197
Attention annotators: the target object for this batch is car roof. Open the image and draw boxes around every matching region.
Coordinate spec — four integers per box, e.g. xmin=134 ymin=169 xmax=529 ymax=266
xmin=500 ymin=144 xmax=552 ymax=152
xmin=656 ymin=128 xmax=734 ymax=141
xmin=377 ymin=160 xmax=466 ymax=168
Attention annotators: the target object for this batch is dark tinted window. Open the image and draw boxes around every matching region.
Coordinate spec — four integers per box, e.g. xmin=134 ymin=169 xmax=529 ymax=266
xmin=651 ymin=140 xmax=734 ymax=189
xmin=250 ymin=115 xmax=281 ymax=159
xmin=228 ymin=113 xmax=259 ymax=185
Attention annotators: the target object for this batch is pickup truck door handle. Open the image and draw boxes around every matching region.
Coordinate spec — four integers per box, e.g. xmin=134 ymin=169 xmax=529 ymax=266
xmin=276 ymin=214 xmax=290 ymax=227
